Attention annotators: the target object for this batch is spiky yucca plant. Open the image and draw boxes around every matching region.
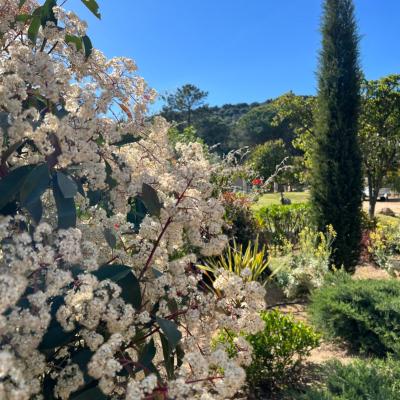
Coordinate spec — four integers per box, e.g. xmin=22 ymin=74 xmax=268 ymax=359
xmin=198 ymin=238 xmax=273 ymax=287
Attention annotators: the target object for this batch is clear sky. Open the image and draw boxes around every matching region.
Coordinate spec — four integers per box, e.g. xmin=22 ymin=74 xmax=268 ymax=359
xmin=69 ymin=0 xmax=400 ymax=109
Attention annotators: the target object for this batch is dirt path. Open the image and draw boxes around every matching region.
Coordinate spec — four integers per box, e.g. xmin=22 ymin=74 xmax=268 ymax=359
xmin=363 ymin=198 xmax=400 ymax=215
xmin=265 ymin=264 xmax=394 ymax=367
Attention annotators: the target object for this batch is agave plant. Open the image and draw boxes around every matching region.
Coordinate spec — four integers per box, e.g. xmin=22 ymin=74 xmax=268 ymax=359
xmin=198 ymin=238 xmax=274 ymax=287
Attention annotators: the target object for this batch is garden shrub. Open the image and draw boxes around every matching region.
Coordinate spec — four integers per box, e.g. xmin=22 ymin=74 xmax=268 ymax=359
xmin=360 ymin=210 xmax=377 ymax=231
xmin=296 ymin=358 xmax=400 ymax=400
xmin=0 ymin=2 xmax=267 ymax=399
xmin=222 ymin=191 xmax=262 ymax=246
xmin=212 ymin=310 xmax=320 ymax=388
xmin=257 ymin=203 xmax=313 ymax=246
xmin=368 ymin=219 xmax=400 ymax=275
xmin=269 ymin=226 xmax=335 ymax=298
xmin=309 ymin=278 xmax=400 ymax=356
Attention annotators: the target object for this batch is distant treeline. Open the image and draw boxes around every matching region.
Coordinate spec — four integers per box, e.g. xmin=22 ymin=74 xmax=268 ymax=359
xmin=160 ymin=96 xmax=299 ymax=155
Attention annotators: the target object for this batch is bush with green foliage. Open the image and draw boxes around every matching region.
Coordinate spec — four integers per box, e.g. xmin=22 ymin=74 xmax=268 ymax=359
xmin=360 ymin=210 xmax=377 ymax=231
xmin=212 ymin=310 xmax=320 ymax=388
xmin=310 ymin=277 xmax=400 ymax=356
xmin=257 ymin=203 xmax=313 ymax=246
xmin=295 ymin=358 xmax=400 ymax=400
xmin=0 ymin=2 xmax=267 ymax=398
xmin=168 ymin=125 xmax=204 ymax=146
xmin=222 ymin=191 xmax=262 ymax=245
xmin=368 ymin=219 xmax=400 ymax=275
xmin=270 ymin=225 xmax=335 ymax=298
xmin=248 ymin=139 xmax=289 ymax=182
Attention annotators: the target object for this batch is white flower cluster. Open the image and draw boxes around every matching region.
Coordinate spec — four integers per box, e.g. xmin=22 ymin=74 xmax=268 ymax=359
xmin=0 ymin=2 xmax=266 ymax=399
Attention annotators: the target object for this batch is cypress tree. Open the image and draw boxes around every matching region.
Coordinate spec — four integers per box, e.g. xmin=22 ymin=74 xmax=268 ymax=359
xmin=311 ymin=0 xmax=362 ymax=271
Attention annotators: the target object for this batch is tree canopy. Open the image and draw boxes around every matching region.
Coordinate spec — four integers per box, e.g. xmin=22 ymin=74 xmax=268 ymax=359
xmin=162 ymin=84 xmax=208 ymax=127
xmin=359 ymin=74 xmax=400 ymax=216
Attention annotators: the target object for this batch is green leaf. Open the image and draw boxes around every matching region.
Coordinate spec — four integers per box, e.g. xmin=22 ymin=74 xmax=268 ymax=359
xmin=92 ymin=264 xmax=131 ymax=281
xmin=111 ymin=134 xmax=140 ymax=147
xmin=176 ymin=344 xmax=185 ymax=368
xmin=57 ymin=172 xmax=78 ymax=198
xmin=118 ymin=271 xmax=142 ymax=309
xmin=41 ymin=0 xmax=57 ymax=27
xmin=167 ymin=298 xmax=179 ymax=314
xmin=80 ymin=0 xmax=101 ymax=19
xmin=0 ymin=165 xmax=34 ymax=210
xmin=39 ymin=296 xmax=76 ymax=351
xmin=93 ymin=264 xmax=142 ymax=309
xmin=76 ymin=180 xmax=85 ymax=197
xmin=1 ymin=140 xmax=25 ymax=164
xmin=65 ymin=34 xmax=83 ymax=51
xmin=28 ymin=15 xmax=41 ymax=43
xmin=103 ymin=228 xmax=117 ymax=249
xmin=70 ymin=348 xmax=94 ymax=386
xmin=142 ymin=183 xmax=162 ymax=217
xmin=53 ymin=178 xmax=76 ymax=229
xmin=18 ymin=0 xmax=28 ymax=8
xmin=105 ymin=161 xmax=117 ymax=190
xmin=70 ymin=385 xmax=107 ymax=400
xmin=160 ymin=332 xmax=175 ymax=379
xmin=138 ymin=338 xmax=156 ymax=368
xmin=0 ymin=110 xmax=10 ymax=137
xmin=87 ymin=189 xmax=102 ymax=206
xmin=25 ymin=197 xmax=43 ymax=224
xmin=156 ymin=317 xmax=182 ymax=349
xmin=127 ymin=196 xmax=147 ymax=233
xmin=15 ymin=14 xmax=32 ymax=22
xmin=71 ymin=348 xmax=93 ymax=373
xmin=152 ymin=268 xmax=163 ymax=278
xmin=20 ymin=163 xmax=50 ymax=220
xmin=42 ymin=375 xmax=57 ymax=400
xmin=82 ymin=35 xmax=93 ymax=59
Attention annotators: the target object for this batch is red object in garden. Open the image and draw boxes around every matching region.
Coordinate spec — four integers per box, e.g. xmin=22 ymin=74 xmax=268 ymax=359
xmin=252 ymin=178 xmax=263 ymax=186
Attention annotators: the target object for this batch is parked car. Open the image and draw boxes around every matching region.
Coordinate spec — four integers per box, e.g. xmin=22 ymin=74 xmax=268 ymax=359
xmin=363 ymin=187 xmax=391 ymax=201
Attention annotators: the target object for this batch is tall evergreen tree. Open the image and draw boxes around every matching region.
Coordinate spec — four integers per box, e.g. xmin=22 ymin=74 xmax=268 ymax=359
xmin=311 ymin=0 xmax=362 ymax=271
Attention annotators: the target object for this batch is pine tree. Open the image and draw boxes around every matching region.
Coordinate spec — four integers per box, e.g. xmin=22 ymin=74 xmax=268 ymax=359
xmin=311 ymin=0 xmax=362 ymax=271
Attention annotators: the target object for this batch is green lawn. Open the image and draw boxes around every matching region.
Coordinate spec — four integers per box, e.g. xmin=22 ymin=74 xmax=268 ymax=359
xmin=252 ymin=191 xmax=310 ymax=211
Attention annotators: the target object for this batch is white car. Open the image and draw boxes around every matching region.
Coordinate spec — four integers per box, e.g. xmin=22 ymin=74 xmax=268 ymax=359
xmin=363 ymin=187 xmax=391 ymax=201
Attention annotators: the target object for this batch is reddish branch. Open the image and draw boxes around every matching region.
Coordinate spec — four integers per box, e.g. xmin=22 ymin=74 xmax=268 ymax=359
xmin=137 ymin=177 xmax=193 ymax=280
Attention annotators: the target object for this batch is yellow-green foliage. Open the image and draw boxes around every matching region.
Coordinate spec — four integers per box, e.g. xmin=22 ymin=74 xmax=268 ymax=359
xmin=212 ymin=310 xmax=320 ymax=387
xmin=269 ymin=225 xmax=336 ymax=298
xmin=369 ymin=219 xmax=400 ymax=275
xmin=252 ymin=192 xmax=309 ymax=211
xmin=256 ymin=203 xmax=313 ymax=246
xmin=198 ymin=239 xmax=271 ymax=286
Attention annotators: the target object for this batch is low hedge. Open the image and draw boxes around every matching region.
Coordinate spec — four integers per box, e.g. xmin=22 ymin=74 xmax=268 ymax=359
xmin=257 ymin=203 xmax=313 ymax=246
xmin=309 ymin=277 xmax=400 ymax=356
xmin=295 ymin=358 xmax=400 ymax=400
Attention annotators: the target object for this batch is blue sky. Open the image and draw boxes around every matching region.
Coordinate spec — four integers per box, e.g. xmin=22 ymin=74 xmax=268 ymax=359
xmin=69 ymin=0 xmax=400 ymax=109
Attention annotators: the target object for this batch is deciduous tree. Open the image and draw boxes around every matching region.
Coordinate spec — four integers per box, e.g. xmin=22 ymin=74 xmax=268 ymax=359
xmin=359 ymin=74 xmax=400 ymax=216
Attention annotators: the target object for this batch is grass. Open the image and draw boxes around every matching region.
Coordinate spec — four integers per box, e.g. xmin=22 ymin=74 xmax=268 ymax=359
xmin=377 ymin=214 xmax=399 ymax=225
xmin=252 ymin=193 xmax=399 ymax=224
xmin=252 ymin=191 xmax=310 ymax=211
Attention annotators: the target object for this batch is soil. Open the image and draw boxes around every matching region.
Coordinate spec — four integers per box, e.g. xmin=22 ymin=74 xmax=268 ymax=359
xmin=363 ymin=198 xmax=400 ymax=215
xmin=265 ymin=263 xmax=395 ymax=368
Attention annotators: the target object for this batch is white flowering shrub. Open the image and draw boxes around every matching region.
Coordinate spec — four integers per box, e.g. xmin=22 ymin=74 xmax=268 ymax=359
xmin=0 ymin=1 xmax=266 ymax=399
